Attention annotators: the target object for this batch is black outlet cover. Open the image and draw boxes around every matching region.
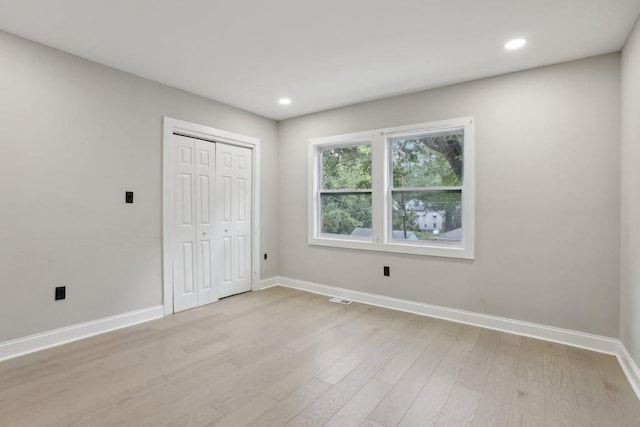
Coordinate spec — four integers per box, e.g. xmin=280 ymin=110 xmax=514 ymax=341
xmin=55 ymin=286 xmax=66 ymax=300
xmin=125 ymin=191 xmax=134 ymax=203
xmin=383 ymin=266 xmax=390 ymax=276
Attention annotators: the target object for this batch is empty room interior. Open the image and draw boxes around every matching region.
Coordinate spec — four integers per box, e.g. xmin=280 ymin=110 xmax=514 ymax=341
xmin=2 ymin=1 xmax=640 ymax=426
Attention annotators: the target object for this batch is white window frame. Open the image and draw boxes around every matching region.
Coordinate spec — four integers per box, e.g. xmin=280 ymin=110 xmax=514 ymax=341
xmin=316 ymin=139 xmax=373 ymax=243
xmin=308 ymin=117 xmax=474 ymax=259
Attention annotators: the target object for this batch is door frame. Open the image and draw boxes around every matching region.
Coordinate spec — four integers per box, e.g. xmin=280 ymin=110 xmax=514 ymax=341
xmin=162 ymin=117 xmax=261 ymax=315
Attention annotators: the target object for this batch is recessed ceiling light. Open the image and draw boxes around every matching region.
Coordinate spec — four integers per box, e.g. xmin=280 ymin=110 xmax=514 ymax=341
xmin=278 ymin=97 xmax=291 ymax=105
xmin=505 ymin=38 xmax=527 ymax=50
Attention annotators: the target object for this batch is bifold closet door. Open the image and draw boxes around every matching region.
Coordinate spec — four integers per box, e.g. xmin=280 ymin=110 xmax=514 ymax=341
xmin=172 ymin=135 xmax=216 ymax=312
xmin=215 ymin=142 xmax=253 ymax=298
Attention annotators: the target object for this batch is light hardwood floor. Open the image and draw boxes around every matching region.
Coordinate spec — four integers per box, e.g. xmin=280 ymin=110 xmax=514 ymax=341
xmin=0 ymin=287 xmax=638 ymax=426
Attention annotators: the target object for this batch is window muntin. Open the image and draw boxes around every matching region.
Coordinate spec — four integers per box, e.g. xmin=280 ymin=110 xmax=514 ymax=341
xmin=318 ymin=143 xmax=372 ymax=238
xmin=308 ymin=118 xmax=474 ymax=259
xmin=389 ymin=127 xmax=464 ymax=244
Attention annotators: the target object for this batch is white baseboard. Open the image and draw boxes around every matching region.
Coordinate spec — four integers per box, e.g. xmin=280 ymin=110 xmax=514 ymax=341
xmin=258 ymin=276 xmax=280 ymax=290
xmin=617 ymin=344 xmax=640 ymax=399
xmin=0 ymin=305 xmax=164 ymax=362
xmin=275 ymin=276 xmax=619 ymax=354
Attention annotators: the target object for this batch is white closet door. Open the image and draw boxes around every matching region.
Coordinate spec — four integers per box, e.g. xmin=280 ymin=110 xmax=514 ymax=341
xmin=216 ymin=143 xmax=253 ymax=298
xmin=194 ymin=139 xmax=217 ymax=306
xmin=172 ymin=135 xmax=216 ymax=312
xmin=172 ymin=135 xmax=199 ymax=312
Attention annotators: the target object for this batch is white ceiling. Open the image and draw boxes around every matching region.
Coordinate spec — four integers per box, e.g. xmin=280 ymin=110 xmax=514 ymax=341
xmin=1 ymin=0 xmax=639 ymax=120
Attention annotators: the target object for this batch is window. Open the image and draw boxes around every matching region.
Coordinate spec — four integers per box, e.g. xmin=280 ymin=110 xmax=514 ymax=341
xmin=319 ymin=142 xmax=372 ymax=239
xmin=390 ymin=128 xmax=463 ymax=244
xmin=308 ymin=117 xmax=474 ymax=258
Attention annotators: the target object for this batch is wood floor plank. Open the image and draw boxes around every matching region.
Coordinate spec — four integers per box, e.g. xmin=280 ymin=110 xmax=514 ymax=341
xmin=506 ymin=336 xmax=546 ymax=427
xmin=62 ymin=376 xmax=177 ymax=426
xmin=0 ymin=287 xmax=637 ymax=427
xmin=247 ymin=379 xmax=332 ymax=427
xmin=471 ymin=332 xmax=521 ymax=426
xmin=316 ymin=354 xmax=364 ymax=385
xmin=4 ymin=362 xmax=174 ymax=425
xmin=566 ymin=347 xmax=627 ymax=426
xmin=367 ymin=319 xmax=453 ymax=426
xmin=591 ymin=351 xmax=638 ymax=405
xmin=0 ymin=348 xmax=147 ymax=411
xmin=140 ymin=401 xmax=223 ymax=427
xmin=168 ymin=403 xmax=223 ymax=427
xmin=131 ymin=368 xmax=236 ymax=425
xmin=323 ymin=379 xmax=392 ymax=427
xmin=263 ymin=325 xmax=376 ymax=401
xmin=286 ymin=318 xmax=356 ymax=353
xmin=211 ymin=393 xmax=278 ymax=427
xmin=209 ymin=347 xmax=310 ymax=414
xmin=397 ymin=325 xmax=481 ymax=427
xmin=434 ymin=385 xmax=481 ymax=427
xmin=619 ymin=399 xmax=640 ymax=427
xmin=543 ymin=342 xmax=582 ymax=426
xmin=360 ymin=419 xmax=386 ymax=427
xmin=374 ymin=317 xmax=436 ymax=385
xmin=455 ymin=328 xmax=501 ymax=392
xmin=286 ymin=320 xmax=416 ymax=427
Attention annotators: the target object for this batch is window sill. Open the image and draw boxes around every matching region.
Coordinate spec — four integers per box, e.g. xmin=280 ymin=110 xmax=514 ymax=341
xmin=308 ymin=236 xmax=474 ymax=259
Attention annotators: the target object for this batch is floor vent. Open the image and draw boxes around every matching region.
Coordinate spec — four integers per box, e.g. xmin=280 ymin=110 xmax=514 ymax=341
xmin=329 ymin=297 xmax=353 ymax=305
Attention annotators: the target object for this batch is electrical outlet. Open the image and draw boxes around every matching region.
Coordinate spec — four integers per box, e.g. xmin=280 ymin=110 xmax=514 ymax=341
xmin=383 ymin=266 xmax=390 ymax=276
xmin=125 ymin=191 xmax=134 ymax=203
xmin=55 ymin=286 xmax=66 ymax=300
xmin=264 ymin=253 xmax=268 ymax=260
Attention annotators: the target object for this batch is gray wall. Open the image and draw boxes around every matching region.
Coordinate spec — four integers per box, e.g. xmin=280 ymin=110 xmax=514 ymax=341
xmin=0 ymin=30 xmax=279 ymax=342
xmin=621 ymin=17 xmax=640 ymax=365
xmin=0 ymin=26 xmax=626 ymax=345
xmin=278 ymin=54 xmax=621 ymax=337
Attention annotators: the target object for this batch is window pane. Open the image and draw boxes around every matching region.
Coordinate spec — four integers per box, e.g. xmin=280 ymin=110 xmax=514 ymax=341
xmin=391 ymin=191 xmax=462 ymax=242
xmin=321 ymin=193 xmax=372 ymax=237
xmin=321 ymin=144 xmax=372 ymax=190
xmin=391 ymin=129 xmax=463 ymax=188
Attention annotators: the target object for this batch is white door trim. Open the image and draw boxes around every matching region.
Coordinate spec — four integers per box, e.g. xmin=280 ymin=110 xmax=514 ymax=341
xmin=162 ymin=117 xmax=261 ymax=315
